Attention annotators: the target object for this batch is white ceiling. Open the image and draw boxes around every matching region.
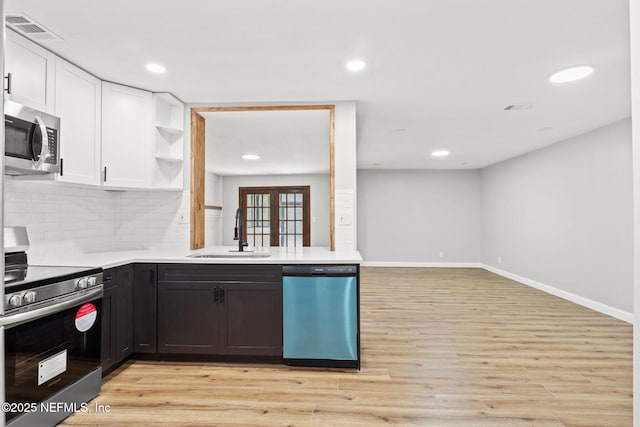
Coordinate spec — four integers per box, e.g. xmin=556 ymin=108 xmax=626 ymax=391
xmin=5 ymin=0 xmax=631 ymax=170
xmin=202 ymin=110 xmax=330 ymax=175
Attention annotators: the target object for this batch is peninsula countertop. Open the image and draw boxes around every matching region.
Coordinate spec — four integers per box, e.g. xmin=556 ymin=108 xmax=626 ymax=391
xmin=27 ymin=246 xmax=362 ymax=269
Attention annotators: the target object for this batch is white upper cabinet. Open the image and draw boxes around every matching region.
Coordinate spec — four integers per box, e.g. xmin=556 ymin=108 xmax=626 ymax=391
xmin=5 ymin=29 xmax=56 ymax=114
xmin=101 ymin=82 xmax=153 ymax=188
xmin=54 ymin=57 xmax=102 ymax=185
xmin=6 ymin=30 xmax=178 ymax=191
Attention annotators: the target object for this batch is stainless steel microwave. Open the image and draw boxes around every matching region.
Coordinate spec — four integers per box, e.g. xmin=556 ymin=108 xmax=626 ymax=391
xmin=4 ymin=100 xmax=60 ymax=175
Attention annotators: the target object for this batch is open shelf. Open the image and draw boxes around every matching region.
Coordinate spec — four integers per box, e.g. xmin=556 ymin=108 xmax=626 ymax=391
xmin=152 ymin=92 xmax=184 ymax=190
xmin=156 ymin=125 xmax=183 ymax=137
xmin=155 ymin=155 xmax=183 ymax=164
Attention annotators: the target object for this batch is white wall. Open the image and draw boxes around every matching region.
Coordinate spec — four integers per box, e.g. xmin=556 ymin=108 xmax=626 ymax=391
xmin=333 ymin=101 xmax=358 ymax=251
xmin=357 ymin=169 xmax=482 ymax=264
xmin=204 ymin=172 xmax=224 ymax=246
xmin=629 ymin=0 xmax=640 ymax=423
xmin=4 ymin=180 xmax=189 ymax=261
xmin=481 ymin=119 xmax=633 ymax=317
xmin=204 ymin=171 xmax=223 ymax=206
xmin=221 ymin=174 xmax=330 ymax=247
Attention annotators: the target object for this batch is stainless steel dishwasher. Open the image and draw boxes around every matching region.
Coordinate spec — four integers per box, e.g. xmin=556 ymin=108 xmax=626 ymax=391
xmin=282 ymin=265 xmax=360 ymax=369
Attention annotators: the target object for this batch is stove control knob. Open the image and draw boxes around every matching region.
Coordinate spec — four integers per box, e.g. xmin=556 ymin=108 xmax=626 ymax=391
xmin=87 ymin=277 xmax=97 ymax=287
xmin=8 ymin=294 xmax=22 ymax=307
xmin=77 ymin=277 xmax=88 ymax=289
xmin=22 ymin=291 xmax=36 ymax=304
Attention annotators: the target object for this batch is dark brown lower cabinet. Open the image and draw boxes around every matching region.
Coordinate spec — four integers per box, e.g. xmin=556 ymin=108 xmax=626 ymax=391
xmin=157 ymin=264 xmax=283 ymax=357
xmin=133 ymin=264 xmax=157 ymax=353
xmin=158 ymin=282 xmax=217 ymax=353
xmin=219 ymin=282 xmax=282 ymax=356
xmin=99 ymin=269 xmax=117 ymax=373
xmin=115 ymin=264 xmax=134 ymax=362
xmin=103 ymin=263 xmax=283 ymax=368
xmin=100 ymin=265 xmax=133 ymax=375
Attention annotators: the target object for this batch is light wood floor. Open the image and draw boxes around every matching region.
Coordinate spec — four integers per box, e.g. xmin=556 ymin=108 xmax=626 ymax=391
xmin=63 ymin=267 xmax=632 ymax=426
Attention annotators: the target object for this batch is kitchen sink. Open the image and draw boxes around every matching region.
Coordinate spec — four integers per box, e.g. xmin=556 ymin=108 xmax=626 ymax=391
xmin=187 ymin=252 xmax=272 ymax=259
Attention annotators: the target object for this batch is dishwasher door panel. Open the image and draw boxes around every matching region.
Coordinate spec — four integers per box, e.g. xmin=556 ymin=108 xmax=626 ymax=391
xmin=283 ymin=276 xmax=357 ymax=361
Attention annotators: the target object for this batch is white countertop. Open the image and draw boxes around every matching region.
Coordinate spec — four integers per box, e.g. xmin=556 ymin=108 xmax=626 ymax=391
xmin=28 ymin=246 xmax=362 ymax=269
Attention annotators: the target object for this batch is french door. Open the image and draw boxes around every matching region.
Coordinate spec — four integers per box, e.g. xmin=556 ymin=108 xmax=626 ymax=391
xmin=239 ymin=186 xmax=310 ymax=247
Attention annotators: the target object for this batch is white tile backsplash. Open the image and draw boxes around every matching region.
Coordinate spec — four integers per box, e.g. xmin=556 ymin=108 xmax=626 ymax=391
xmin=4 ymin=179 xmax=190 ymax=259
xmin=114 ymin=190 xmax=188 ymax=251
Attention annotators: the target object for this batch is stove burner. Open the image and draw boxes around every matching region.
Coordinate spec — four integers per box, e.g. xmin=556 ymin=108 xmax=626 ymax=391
xmin=2 ymin=228 xmax=103 ymax=314
xmin=3 ymin=250 xmax=102 ymax=312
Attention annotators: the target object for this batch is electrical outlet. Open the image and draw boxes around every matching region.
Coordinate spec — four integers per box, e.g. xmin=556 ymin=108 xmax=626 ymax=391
xmin=498 ymin=256 xmax=502 ymax=264
xmin=439 ymin=251 xmax=444 ymax=258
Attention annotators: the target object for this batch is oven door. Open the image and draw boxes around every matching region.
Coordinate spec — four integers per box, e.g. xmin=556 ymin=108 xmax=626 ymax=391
xmin=3 ymin=288 xmax=102 ymax=424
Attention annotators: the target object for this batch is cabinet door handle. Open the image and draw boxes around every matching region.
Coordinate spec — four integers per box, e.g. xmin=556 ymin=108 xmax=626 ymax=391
xmin=104 ymin=166 xmax=107 ymax=182
xmin=214 ymin=287 xmax=219 ymax=303
xmin=60 ymin=158 xmax=64 ymax=176
xmin=220 ymin=288 xmax=225 ymax=303
xmin=5 ymin=73 xmax=11 ymax=94
xmin=149 ymin=269 xmax=155 ymax=284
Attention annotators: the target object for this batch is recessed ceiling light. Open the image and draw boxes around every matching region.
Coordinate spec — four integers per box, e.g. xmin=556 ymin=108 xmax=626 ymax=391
xmin=241 ymin=154 xmax=260 ymax=160
xmin=145 ymin=63 xmax=167 ymax=74
xmin=431 ymin=150 xmax=450 ymax=158
xmin=549 ymin=65 xmax=594 ymax=83
xmin=346 ymin=59 xmax=366 ymax=72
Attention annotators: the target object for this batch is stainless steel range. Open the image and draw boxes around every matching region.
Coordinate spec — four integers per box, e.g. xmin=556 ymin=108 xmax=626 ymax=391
xmin=0 ymin=227 xmax=103 ymax=427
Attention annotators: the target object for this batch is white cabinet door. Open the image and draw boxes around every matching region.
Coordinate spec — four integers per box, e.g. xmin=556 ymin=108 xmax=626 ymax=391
xmin=54 ymin=57 xmax=102 ymax=185
xmin=5 ymin=29 xmax=55 ymax=113
xmin=101 ymin=82 xmax=153 ymax=188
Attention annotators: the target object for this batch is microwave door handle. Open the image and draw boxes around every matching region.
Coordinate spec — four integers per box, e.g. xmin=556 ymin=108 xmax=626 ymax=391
xmin=32 ymin=115 xmax=49 ymax=169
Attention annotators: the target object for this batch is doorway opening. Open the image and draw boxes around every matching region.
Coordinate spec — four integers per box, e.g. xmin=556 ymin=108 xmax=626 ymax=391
xmin=190 ymin=105 xmax=335 ymax=250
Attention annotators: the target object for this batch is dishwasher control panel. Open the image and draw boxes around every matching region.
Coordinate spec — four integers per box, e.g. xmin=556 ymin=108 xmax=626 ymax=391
xmin=282 ymin=265 xmax=358 ymax=276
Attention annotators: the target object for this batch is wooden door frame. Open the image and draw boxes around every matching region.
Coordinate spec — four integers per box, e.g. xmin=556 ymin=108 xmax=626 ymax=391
xmin=190 ymin=105 xmax=335 ymax=250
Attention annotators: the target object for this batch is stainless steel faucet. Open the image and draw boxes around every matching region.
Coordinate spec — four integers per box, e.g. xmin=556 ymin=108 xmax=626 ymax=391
xmin=233 ymin=208 xmax=249 ymax=252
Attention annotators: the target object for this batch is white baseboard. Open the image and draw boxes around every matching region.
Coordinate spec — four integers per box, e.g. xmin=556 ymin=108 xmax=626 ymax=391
xmin=481 ymin=263 xmax=633 ymax=324
xmin=361 ymin=261 xmax=482 ymax=268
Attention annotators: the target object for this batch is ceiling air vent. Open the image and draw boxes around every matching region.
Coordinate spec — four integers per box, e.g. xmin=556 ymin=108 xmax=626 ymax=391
xmin=504 ymin=103 xmax=534 ymax=111
xmin=6 ymin=16 xmax=30 ymax=25
xmin=5 ymin=13 xmax=61 ymax=41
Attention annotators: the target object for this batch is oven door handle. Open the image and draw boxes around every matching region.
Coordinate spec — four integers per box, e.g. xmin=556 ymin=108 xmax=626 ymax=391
xmin=0 ymin=287 xmax=103 ymax=328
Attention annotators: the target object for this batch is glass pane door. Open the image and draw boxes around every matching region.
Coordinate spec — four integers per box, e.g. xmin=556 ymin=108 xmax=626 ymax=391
xmin=239 ymin=186 xmax=310 ymax=248
xmin=245 ymin=192 xmax=271 ymax=247
xmin=279 ymin=192 xmax=304 ymax=247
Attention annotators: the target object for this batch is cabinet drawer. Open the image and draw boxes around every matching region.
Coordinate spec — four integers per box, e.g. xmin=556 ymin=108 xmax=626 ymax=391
xmin=158 ymin=264 xmax=282 ymax=283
